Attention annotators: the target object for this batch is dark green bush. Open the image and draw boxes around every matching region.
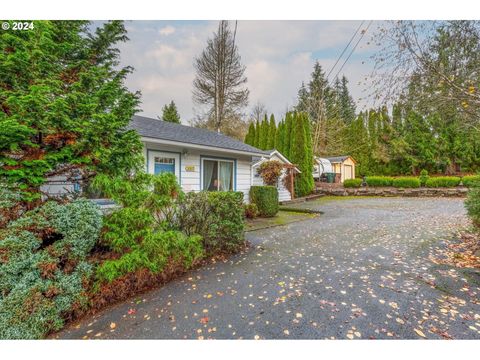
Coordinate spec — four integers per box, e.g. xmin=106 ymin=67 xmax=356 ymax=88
xmin=249 ymin=186 xmax=279 ymax=217
xmin=365 ymin=176 xmax=393 ymax=187
xmin=419 ymin=169 xmax=429 ymax=186
xmin=0 ymin=199 xmax=102 ymax=339
xmin=425 ymin=176 xmax=461 ymax=188
xmin=392 ymin=177 xmax=421 ymax=188
xmin=177 ymin=191 xmax=245 ymax=253
xmin=343 ymin=179 xmax=362 ymax=188
xmin=465 ymin=187 xmax=480 ymax=228
xmin=462 ymin=175 xmax=480 ymax=187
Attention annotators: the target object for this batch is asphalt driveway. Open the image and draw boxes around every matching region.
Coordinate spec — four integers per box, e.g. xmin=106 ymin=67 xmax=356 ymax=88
xmin=56 ymin=197 xmax=480 ymax=339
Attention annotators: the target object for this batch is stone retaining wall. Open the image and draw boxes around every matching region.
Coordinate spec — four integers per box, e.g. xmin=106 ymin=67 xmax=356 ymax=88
xmin=316 ymin=186 xmax=468 ymax=197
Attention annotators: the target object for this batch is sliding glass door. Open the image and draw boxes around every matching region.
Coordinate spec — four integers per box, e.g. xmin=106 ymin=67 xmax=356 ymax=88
xmin=202 ymin=158 xmax=234 ymax=191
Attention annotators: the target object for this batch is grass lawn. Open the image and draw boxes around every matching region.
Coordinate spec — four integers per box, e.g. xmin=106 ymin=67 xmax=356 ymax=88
xmin=245 ymin=210 xmax=319 ymax=231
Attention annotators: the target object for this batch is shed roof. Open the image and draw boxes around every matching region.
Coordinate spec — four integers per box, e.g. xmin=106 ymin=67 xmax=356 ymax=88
xmin=129 ymin=115 xmax=266 ymax=156
xmin=325 ymin=155 xmax=356 ymax=164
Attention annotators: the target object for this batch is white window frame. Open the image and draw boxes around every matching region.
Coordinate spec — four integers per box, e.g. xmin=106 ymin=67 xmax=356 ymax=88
xmin=147 ymin=150 xmax=180 ymax=180
xmin=201 ymin=157 xmax=235 ymax=191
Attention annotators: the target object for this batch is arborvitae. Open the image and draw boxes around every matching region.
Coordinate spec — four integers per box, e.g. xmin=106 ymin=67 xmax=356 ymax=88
xmin=283 ymin=112 xmax=293 ymax=158
xmin=244 ymin=121 xmax=255 ymax=146
xmin=267 ymin=114 xmax=276 ymax=149
xmin=259 ymin=115 xmax=269 ymax=150
xmin=254 ymin=119 xmax=260 ymax=147
xmin=291 ymin=112 xmax=314 ymax=197
xmin=276 ymin=121 xmax=284 ymax=153
xmin=288 ymin=112 xmax=297 ymax=160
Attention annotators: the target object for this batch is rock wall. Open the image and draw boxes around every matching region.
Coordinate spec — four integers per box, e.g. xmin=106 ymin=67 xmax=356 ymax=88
xmin=316 ymin=186 xmax=468 ymax=197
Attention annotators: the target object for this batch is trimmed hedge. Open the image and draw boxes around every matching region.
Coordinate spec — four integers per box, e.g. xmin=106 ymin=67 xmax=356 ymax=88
xmin=425 ymin=176 xmax=461 ymax=188
xmin=392 ymin=177 xmax=421 ymax=188
xmin=249 ymin=186 xmax=279 ymax=217
xmin=462 ymin=175 xmax=480 ymax=187
xmin=365 ymin=176 xmax=393 ymax=187
xmin=343 ymin=179 xmax=362 ymax=188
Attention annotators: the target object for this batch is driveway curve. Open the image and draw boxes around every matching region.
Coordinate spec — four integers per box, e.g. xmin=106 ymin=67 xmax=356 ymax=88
xmin=56 ymin=197 xmax=480 ymax=339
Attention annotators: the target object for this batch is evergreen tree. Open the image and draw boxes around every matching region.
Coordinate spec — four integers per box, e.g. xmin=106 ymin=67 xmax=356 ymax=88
xmin=267 ymin=114 xmax=276 ymax=149
xmin=0 ymin=20 xmax=143 ymax=203
xmin=244 ymin=121 xmax=255 ymax=146
xmin=283 ymin=112 xmax=293 ymax=159
xmin=290 ymin=112 xmax=314 ymax=197
xmin=161 ymin=100 xmax=181 ymax=123
xmin=276 ymin=121 xmax=284 ymax=153
xmin=259 ymin=115 xmax=269 ymax=150
xmin=254 ymin=119 xmax=260 ymax=147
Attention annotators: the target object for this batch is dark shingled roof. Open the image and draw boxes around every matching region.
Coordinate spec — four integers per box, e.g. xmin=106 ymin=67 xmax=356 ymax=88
xmin=129 ymin=115 xmax=266 ymax=155
xmin=325 ymin=155 xmax=352 ymax=163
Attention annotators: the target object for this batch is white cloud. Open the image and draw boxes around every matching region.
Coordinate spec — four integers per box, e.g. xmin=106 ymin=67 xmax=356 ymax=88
xmin=159 ymin=25 xmax=175 ymax=36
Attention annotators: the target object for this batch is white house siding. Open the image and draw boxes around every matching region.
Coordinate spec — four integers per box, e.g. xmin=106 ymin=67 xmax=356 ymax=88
xmin=252 ymin=154 xmax=293 ymax=202
xmin=143 ymin=142 xmax=253 ymax=202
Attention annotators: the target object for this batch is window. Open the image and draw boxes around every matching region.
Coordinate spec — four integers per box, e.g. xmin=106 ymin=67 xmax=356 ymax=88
xmin=202 ymin=158 xmax=234 ymax=191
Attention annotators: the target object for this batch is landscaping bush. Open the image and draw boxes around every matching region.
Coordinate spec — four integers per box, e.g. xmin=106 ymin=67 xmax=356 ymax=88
xmin=343 ymin=179 xmax=362 ymax=188
xmin=392 ymin=177 xmax=421 ymax=188
xmin=249 ymin=186 xmax=279 ymax=217
xmin=0 ymin=199 xmax=102 ymax=339
xmin=425 ymin=176 xmax=461 ymax=188
xmin=419 ymin=169 xmax=429 ymax=186
xmin=462 ymin=175 xmax=480 ymax=187
xmin=177 ymin=191 xmax=245 ymax=253
xmin=257 ymin=160 xmax=284 ymax=186
xmin=465 ymin=187 xmax=480 ymax=228
xmin=92 ymin=173 xmax=204 ymax=284
xmin=365 ymin=176 xmax=393 ymax=187
xmin=244 ymin=203 xmax=259 ymax=219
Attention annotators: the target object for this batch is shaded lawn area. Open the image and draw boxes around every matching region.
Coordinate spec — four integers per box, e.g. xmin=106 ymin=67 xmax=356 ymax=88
xmin=245 ymin=209 xmax=319 ymax=232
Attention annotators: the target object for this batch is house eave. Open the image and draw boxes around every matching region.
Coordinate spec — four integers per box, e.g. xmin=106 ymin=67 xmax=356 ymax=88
xmin=140 ymin=136 xmax=265 ymax=157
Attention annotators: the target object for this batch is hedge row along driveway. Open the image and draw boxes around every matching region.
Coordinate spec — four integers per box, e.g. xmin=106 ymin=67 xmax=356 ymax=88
xmin=55 ymin=197 xmax=479 ymax=339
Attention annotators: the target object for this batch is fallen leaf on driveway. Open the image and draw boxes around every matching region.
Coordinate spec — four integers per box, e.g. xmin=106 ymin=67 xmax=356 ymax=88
xmin=110 ymin=322 xmax=116 ymax=329
xmin=414 ymin=329 xmax=426 ymax=338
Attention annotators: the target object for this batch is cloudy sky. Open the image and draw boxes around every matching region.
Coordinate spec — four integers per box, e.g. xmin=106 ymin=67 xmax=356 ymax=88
xmin=117 ymin=20 xmax=379 ymax=123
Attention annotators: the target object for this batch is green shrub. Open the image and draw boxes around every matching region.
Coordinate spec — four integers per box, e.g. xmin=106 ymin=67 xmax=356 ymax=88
xmin=462 ymin=175 xmax=480 ymax=187
xmin=177 ymin=191 xmax=245 ymax=253
xmin=465 ymin=187 xmax=480 ymax=228
xmin=0 ymin=199 xmax=102 ymax=339
xmin=92 ymin=172 xmax=205 ymax=283
xmin=96 ymin=231 xmax=203 ymax=283
xmin=343 ymin=179 xmax=362 ymax=188
xmin=425 ymin=176 xmax=461 ymax=188
xmin=419 ymin=169 xmax=429 ymax=186
xmin=249 ymin=186 xmax=279 ymax=217
xmin=244 ymin=203 xmax=259 ymax=218
xmin=392 ymin=177 xmax=421 ymax=188
xmin=365 ymin=176 xmax=393 ymax=187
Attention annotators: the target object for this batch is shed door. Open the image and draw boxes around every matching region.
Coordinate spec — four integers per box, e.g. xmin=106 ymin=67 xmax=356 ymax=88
xmin=344 ymin=164 xmax=353 ymax=180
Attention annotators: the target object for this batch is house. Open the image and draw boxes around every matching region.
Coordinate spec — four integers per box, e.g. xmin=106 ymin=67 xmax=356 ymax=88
xmin=252 ymin=149 xmax=300 ymax=202
xmin=325 ymin=155 xmax=356 ymax=183
xmin=130 ymin=115 xmax=266 ymax=202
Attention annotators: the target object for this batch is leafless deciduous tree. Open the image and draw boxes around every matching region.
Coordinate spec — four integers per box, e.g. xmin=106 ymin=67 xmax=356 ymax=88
xmin=368 ymin=21 xmax=480 ymax=126
xmin=192 ymin=20 xmax=249 ymax=132
xmin=250 ymin=101 xmax=268 ymax=122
